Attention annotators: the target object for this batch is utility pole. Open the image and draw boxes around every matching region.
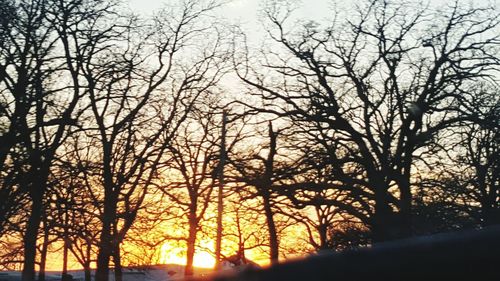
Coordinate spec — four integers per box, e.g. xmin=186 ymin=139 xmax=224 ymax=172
xmin=214 ymin=110 xmax=227 ymax=270
xmin=62 ymin=202 xmax=69 ymax=281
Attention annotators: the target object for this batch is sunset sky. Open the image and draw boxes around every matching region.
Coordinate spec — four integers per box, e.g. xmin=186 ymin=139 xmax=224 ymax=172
xmin=2 ymin=0 xmax=497 ymax=277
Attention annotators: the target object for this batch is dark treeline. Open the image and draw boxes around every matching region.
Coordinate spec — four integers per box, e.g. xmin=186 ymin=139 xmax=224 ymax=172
xmin=0 ymin=0 xmax=498 ymax=280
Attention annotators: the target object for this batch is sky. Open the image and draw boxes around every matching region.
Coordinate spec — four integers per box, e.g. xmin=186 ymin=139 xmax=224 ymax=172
xmin=126 ymin=0 xmax=498 ymax=21
xmin=127 ymin=0 xmax=334 ymax=31
xmin=127 ymin=0 xmax=333 ymax=18
xmin=126 ymin=0 xmax=498 ymax=43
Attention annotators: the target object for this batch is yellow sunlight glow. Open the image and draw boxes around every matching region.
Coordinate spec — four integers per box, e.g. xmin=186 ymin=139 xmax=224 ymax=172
xmin=160 ymin=243 xmax=216 ymax=268
xmin=193 ymin=251 xmax=216 ymax=268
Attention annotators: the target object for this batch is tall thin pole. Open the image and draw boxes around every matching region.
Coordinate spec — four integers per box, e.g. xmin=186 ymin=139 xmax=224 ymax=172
xmin=62 ymin=204 xmax=69 ymax=280
xmin=214 ymin=110 xmax=227 ymax=270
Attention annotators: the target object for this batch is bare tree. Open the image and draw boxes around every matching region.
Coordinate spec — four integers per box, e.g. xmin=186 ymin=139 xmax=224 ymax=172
xmin=223 ymin=196 xmax=269 ymax=264
xmin=228 ymin=121 xmax=288 ymax=264
xmin=0 ymin=1 xmax=116 ymax=279
xmin=234 ymin=0 xmax=499 ymax=241
xmin=281 ymin=196 xmax=343 ymax=251
xmin=458 ymin=89 xmax=499 ymax=226
xmin=158 ymin=107 xmax=221 ymax=277
xmin=61 ymin=1 xmax=229 ymax=280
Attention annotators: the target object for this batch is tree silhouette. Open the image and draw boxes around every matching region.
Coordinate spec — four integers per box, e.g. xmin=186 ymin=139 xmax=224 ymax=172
xmin=234 ymin=0 xmax=499 ymax=241
xmin=228 ymin=121 xmax=288 ymax=264
xmin=0 ymin=0 xmax=498 ymax=275
xmin=66 ymin=2 xmax=229 ymax=280
xmin=458 ymin=88 xmax=499 ymax=226
xmin=0 ymin=1 xmax=110 ymax=278
xmin=158 ymin=106 xmax=221 ymax=276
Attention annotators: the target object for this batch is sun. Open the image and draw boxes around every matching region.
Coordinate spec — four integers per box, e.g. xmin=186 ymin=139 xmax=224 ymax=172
xmin=160 ymin=243 xmax=215 ymax=269
xmin=193 ymin=251 xmax=216 ymax=268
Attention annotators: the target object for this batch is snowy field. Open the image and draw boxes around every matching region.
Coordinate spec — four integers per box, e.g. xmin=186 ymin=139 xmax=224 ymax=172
xmin=0 ymin=265 xmax=216 ymax=281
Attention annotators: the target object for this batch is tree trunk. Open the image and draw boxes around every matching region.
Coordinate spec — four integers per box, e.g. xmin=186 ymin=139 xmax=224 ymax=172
xmin=113 ymin=244 xmax=122 ymax=281
xmin=0 ymin=133 xmax=14 ymax=172
xmin=262 ymin=193 xmax=279 ymax=264
xmin=481 ymin=197 xmax=500 ymax=226
xmin=96 ymin=152 xmax=117 ymax=281
xmin=38 ymin=222 xmax=50 ymax=281
xmin=84 ymin=266 xmax=91 ymax=281
xmin=262 ymin=122 xmax=279 ymax=264
xmin=371 ymin=181 xmax=394 ymax=243
xmin=214 ymin=111 xmax=227 ymax=269
xmin=84 ymin=243 xmax=92 ymax=281
xmin=478 ymin=166 xmax=500 ymax=226
xmin=184 ymin=211 xmax=198 ymax=277
xmin=317 ymin=223 xmax=328 ymax=250
xmin=398 ymin=172 xmax=413 ymax=238
xmin=95 ymin=222 xmax=113 ymax=281
xmin=22 ymin=191 xmax=43 ymax=281
xmin=372 ymin=208 xmax=411 ymax=242
xmin=236 ymin=208 xmax=245 ymax=262
xmin=370 ymin=171 xmax=415 ymax=242
xmin=21 ymin=137 xmax=50 ymax=281
xmin=95 ymin=190 xmax=116 ymax=281
xmin=62 ymin=210 xmax=69 ymax=277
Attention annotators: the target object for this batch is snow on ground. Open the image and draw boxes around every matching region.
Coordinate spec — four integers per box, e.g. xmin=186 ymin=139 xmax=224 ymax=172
xmin=0 ymin=265 xmax=216 ymax=281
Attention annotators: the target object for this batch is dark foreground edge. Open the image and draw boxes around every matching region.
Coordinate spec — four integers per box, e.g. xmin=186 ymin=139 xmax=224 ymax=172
xmin=195 ymin=226 xmax=500 ymax=281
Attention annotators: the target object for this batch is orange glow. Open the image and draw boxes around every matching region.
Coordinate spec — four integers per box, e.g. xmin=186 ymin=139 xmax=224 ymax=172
xmin=160 ymin=243 xmax=215 ymax=268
